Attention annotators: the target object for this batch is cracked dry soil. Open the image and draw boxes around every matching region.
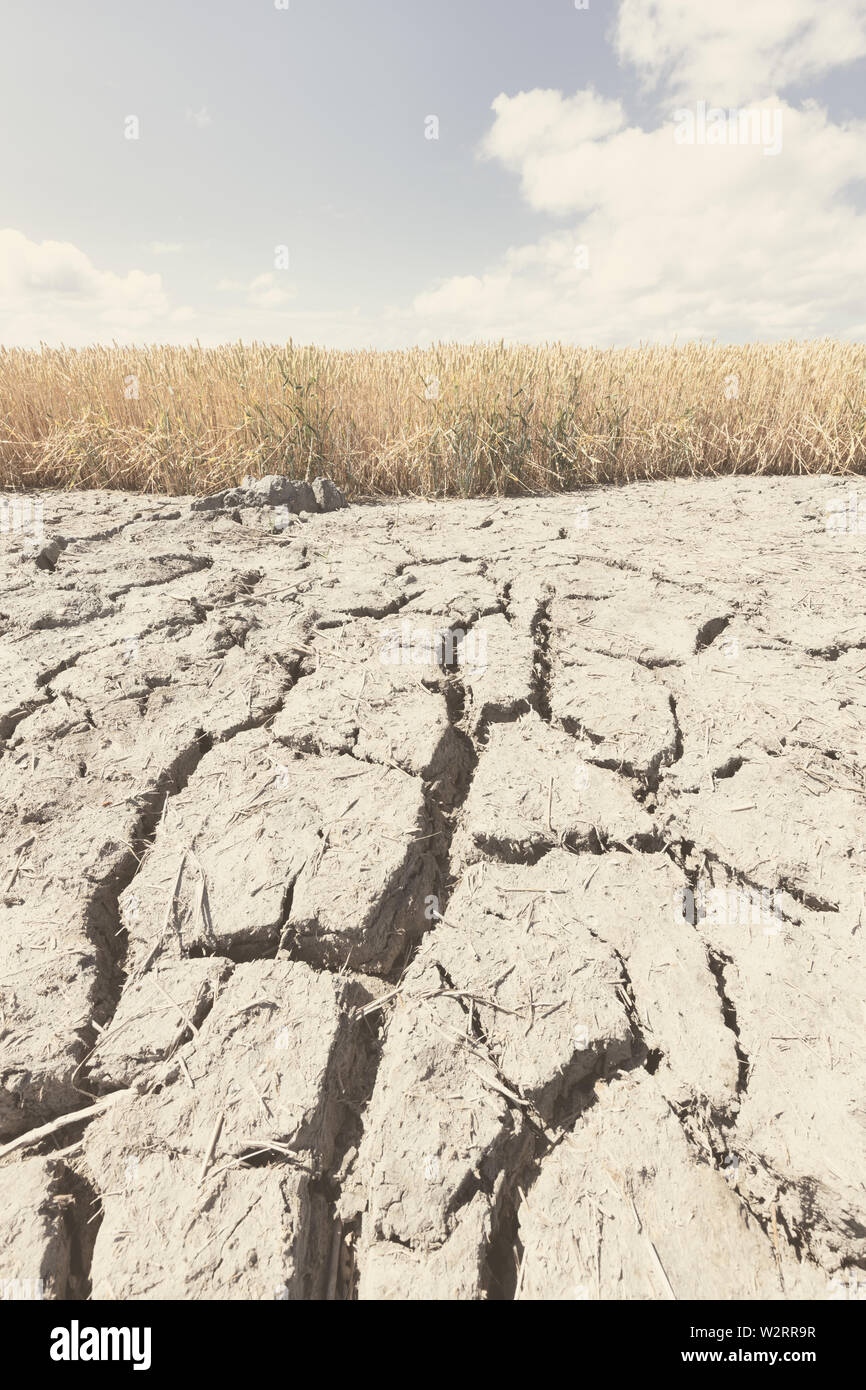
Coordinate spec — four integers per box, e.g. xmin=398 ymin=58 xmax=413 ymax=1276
xmin=0 ymin=474 xmax=864 ymax=1301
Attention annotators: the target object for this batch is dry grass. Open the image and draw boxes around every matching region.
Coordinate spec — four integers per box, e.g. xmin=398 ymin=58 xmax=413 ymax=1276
xmin=1 ymin=339 xmax=865 ymax=498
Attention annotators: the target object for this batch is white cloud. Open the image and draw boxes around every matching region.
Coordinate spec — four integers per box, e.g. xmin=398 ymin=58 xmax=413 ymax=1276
xmin=247 ymin=272 xmax=295 ymax=309
xmin=405 ymin=1 xmax=866 ymax=346
xmin=615 ymin=0 xmax=866 ymax=105
xmin=0 ymin=228 xmax=176 ymax=344
xmin=413 ymin=93 xmax=866 ymax=345
xmin=0 ymin=232 xmax=380 ymax=348
xmin=409 ymin=1 xmax=866 ymax=346
xmin=216 ymin=272 xmax=296 ymax=309
xmin=147 ymin=241 xmax=185 ymax=255
xmin=482 ymin=88 xmax=626 ymax=171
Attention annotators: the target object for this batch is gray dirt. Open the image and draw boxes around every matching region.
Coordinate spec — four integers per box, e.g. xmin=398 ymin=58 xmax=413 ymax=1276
xmin=0 ymin=474 xmax=864 ymax=1300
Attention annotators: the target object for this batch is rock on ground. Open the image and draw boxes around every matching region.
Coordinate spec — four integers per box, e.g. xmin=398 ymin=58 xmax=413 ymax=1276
xmin=190 ymin=474 xmax=348 ymax=516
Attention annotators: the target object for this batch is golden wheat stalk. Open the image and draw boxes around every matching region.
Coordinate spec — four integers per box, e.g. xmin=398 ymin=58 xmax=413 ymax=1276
xmin=0 ymin=339 xmax=864 ymax=496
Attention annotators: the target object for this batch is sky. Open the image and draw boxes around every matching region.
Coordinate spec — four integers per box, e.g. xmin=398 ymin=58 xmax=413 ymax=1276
xmin=1 ymin=0 xmax=865 ymax=348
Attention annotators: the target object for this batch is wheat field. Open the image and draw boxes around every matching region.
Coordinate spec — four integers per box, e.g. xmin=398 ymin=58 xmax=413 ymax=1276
xmin=1 ymin=339 xmax=864 ymax=498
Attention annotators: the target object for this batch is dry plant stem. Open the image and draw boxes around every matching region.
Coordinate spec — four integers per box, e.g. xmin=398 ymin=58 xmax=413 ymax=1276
xmin=0 ymin=1089 xmax=136 ymax=1163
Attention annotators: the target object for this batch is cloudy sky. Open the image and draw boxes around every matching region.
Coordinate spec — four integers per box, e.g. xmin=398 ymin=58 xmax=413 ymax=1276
xmin=2 ymin=0 xmax=865 ymax=348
